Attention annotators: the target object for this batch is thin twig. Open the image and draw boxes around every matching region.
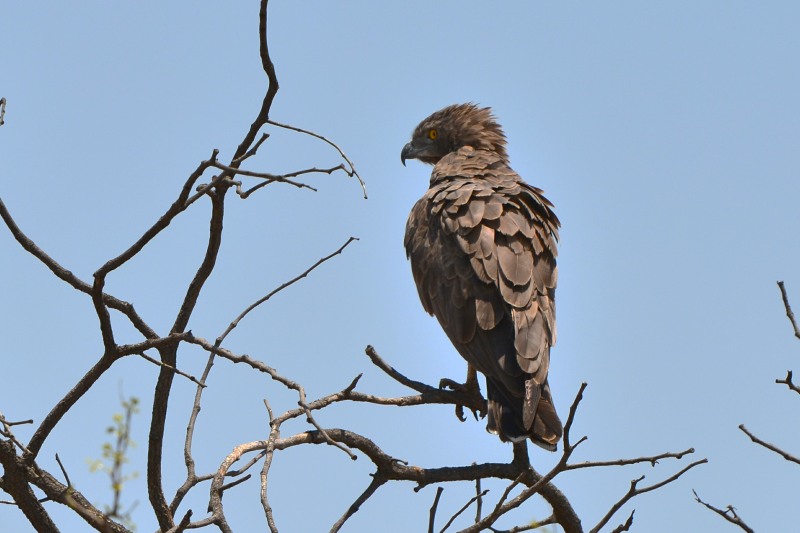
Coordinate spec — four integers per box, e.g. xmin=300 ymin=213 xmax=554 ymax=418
xmin=263 ymin=399 xmax=275 ymax=425
xmin=216 ymin=236 xmax=358 ymax=346
xmin=474 ymin=476 xmax=483 ymax=523
xmin=609 ymin=510 xmax=635 ymax=533
xmin=267 ymin=119 xmax=367 ymax=199
xmin=566 ymin=447 xmax=695 ymax=470
xmin=169 ymin=510 xmax=193 ymax=533
xmin=94 ymin=151 xmax=218 ymax=280
xmin=261 ymin=425 xmax=280 ymax=533
xmin=777 ymin=281 xmax=800 ymax=339
xmin=232 ymin=132 xmax=270 ymax=165
xmin=228 ymin=451 xmax=267 ymax=477
xmin=563 ymin=382 xmax=588 ymax=451
xmin=490 ymin=476 xmax=523 ymax=519
xmin=170 ymin=349 xmax=215 ymax=515
xmin=776 ymin=370 xmax=800 ymax=396
xmin=212 ymin=160 xmax=319 ymax=193
xmin=55 ymin=453 xmax=72 ymax=487
xmin=220 ymin=474 xmax=251 ymax=493
xmin=330 ymin=475 xmax=387 ymax=533
xmin=693 ymin=490 xmax=755 ymax=533
xmin=28 ymin=355 xmax=116 ymax=456
xmin=0 ymin=417 xmax=33 ymax=427
xmin=488 ymin=516 xmax=557 ymax=533
xmin=299 ymin=398 xmax=357 ymax=460
xmin=739 ymin=424 xmax=800 ymax=465
xmin=0 ymin=413 xmax=32 ymax=454
xmin=428 ymin=487 xmax=445 ymax=533
xmin=590 ymin=459 xmax=707 ymax=533
xmin=0 ymin=197 xmax=157 ymax=339
xmin=440 ymin=488 xmax=489 ymax=532
xmin=136 ymin=352 xmax=206 ymax=387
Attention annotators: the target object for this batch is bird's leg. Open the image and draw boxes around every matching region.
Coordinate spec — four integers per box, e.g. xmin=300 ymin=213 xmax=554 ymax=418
xmin=439 ymin=364 xmax=482 ymax=395
xmin=511 ymin=441 xmax=531 ymax=471
xmin=439 ymin=364 xmax=486 ymax=421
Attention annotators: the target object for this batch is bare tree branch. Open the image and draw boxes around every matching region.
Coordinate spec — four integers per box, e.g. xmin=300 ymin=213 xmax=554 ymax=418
xmin=216 ymin=236 xmax=358 ymax=346
xmin=0 ymin=197 xmax=157 ymax=339
xmin=266 ymin=119 xmax=367 ymax=199
xmin=232 ymin=132 xmax=270 ymax=165
xmin=0 ymin=441 xmax=132 ymax=533
xmin=1 ymin=1 xmax=707 ymax=531
xmin=739 ymin=424 xmax=800 ymax=465
xmin=777 ymin=281 xmax=800 ymax=339
xmin=608 ymin=510 xmax=634 ymax=533
xmin=565 ymin=447 xmax=696 ymax=471
xmin=440 ymin=488 xmax=489 ymax=532
xmin=701 ymin=280 xmax=800 ymax=531
xmin=693 ymin=490 xmax=755 ymax=533
xmin=260 ymin=422 xmax=280 ymax=533
xmin=169 ymin=347 xmax=216 ymax=516
xmin=330 ymin=475 xmax=387 ymax=533
xmin=776 ymin=370 xmax=800 ymax=396
xmin=0 ymin=441 xmax=60 ymax=532
xmin=428 ymin=486 xmax=445 ymax=533
xmin=211 ymin=159 xmax=319 ymax=194
xmin=0 ymin=412 xmax=32 ymax=455
xmin=363 ymin=346 xmax=487 ymax=416
xmin=135 ymin=352 xmax=205 ymax=387
xmin=589 ymin=458 xmax=707 ymax=533
xmin=475 ymin=476 xmax=483 ymax=523
xmin=27 ymin=354 xmax=116 ymax=457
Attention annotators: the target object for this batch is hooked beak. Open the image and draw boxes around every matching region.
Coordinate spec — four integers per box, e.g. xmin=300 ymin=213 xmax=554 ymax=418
xmin=401 ymin=142 xmax=416 ymax=167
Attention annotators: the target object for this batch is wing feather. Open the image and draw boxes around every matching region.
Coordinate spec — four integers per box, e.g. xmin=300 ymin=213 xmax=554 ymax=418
xmin=405 ymin=145 xmax=562 ymax=446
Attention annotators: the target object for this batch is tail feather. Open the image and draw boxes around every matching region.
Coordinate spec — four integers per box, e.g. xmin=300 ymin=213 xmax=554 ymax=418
xmin=486 ymin=379 xmax=562 ymax=451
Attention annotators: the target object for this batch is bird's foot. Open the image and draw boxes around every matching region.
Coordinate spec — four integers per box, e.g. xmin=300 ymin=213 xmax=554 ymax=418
xmin=439 ymin=376 xmax=486 ymax=422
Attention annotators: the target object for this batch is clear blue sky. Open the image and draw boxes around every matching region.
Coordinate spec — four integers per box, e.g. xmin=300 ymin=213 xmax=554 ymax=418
xmin=2 ymin=2 xmax=800 ymax=532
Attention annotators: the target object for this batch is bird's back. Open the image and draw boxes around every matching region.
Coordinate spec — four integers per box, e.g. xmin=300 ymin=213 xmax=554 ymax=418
xmin=405 ymin=146 xmax=562 ymax=448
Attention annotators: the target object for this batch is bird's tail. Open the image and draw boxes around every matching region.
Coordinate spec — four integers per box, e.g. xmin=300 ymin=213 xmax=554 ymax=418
xmin=486 ymin=379 xmax=562 ymax=451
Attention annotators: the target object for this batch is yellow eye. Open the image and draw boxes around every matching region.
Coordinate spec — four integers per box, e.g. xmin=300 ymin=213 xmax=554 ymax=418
xmin=428 ymin=128 xmax=438 ymax=140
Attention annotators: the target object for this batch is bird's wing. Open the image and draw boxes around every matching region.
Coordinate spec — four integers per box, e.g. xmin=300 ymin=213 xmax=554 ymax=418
xmin=405 ymin=148 xmax=560 ymax=440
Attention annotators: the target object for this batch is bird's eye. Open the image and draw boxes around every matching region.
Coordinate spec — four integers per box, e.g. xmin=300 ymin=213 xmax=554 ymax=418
xmin=428 ymin=128 xmax=438 ymax=140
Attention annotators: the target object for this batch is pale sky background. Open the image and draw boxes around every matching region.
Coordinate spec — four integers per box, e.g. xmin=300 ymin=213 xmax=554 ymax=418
xmin=3 ymin=2 xmax=800 ymax=532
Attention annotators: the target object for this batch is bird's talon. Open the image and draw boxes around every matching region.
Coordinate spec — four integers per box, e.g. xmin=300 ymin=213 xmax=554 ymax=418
xmin=439 ymin=377 xmax=462 ymax=391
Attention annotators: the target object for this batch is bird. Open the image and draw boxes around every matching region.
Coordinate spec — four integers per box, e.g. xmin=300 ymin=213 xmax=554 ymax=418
xmin=401 ymin=103 xmax=562 ymax=450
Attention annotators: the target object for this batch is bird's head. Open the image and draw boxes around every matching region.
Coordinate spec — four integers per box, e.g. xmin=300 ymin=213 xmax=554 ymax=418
xmin=401 ymin=103 xmax=508 ymax=166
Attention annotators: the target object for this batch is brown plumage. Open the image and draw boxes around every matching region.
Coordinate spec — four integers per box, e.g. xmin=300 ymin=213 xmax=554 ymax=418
xmin=401 ymin=103 xmax=562 ymax=450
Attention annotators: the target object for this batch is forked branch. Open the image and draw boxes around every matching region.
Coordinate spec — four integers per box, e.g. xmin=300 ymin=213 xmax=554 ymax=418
xmin=693 ymin=490 xmax=754 ymax=533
